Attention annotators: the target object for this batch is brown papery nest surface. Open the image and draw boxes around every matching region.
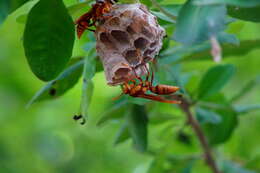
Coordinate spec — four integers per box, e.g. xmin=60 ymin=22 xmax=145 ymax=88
xmin=95 ymin=3 xmax=165 ymax=85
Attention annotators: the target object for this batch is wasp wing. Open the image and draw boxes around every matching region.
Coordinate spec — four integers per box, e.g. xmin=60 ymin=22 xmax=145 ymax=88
xmin=137 ymin=93 xmax=181 ymax=104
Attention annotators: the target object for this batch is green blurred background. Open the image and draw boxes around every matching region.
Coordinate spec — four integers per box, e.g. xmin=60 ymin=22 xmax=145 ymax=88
xmin=0 ymin=0 xmax=260 ymax=172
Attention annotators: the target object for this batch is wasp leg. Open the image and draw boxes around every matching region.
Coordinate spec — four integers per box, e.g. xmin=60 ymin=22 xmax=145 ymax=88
xmin=132 ymin=67 xmax=143 ymax=84
xmin=151 ymin=67 xmax=155 ymax=86
xmin=143 ymin=64 xmax=150 ymax=84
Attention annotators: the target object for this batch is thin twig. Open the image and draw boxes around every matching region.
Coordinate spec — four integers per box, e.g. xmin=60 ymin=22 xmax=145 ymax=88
xmin=173 ymin=96 xmax=221 ymax=173
xmin=150 ymin=0 xmax=177 ymax=21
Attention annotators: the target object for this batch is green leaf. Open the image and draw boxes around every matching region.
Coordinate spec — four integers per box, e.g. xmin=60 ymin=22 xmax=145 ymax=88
xmin=150 ymin=0 xmax=177 ymax=22
xmin=204 ymin=106 xmax=238 ymax=145
xmin=199 ymin=93 xmax=230 ymax=107
xmin=194 ymin=0 xmax=260 ymax=7
xmin=174 ymin=0 xmax=226 ymax=45
xmin=23 ymin=0 xmax=75 ymax=81
xmin=127 ymin=105 xmax=148 ymax=152
xmin=166 ymin=156 xmax=196 ymax=173
xmin=114 ymin=122 xmax=130 ymax=145
xmin=149 ymin=113 xmax=178 ymax=124
xmin=127 ymin=96 xmax=151 ymax=105
xmin=147 ymin=159 xmax=165 ymax=173
xmin=218 ymin=32 xmax=240 ymax=45
xmin=221 ymin=161 xmax=256 ymax=173
xmin=228 ymin=6 xmax=260 ymax=22
xmin=148 ymin=151 xmax=196 ymax=173
xmin=0 ymin=0 xmax=29 ymax=24
xmin=83 ymin=41 xmax=96 ymax=52
xmin=0 ymin=0 xmax=9 ymax=25
xmin=196 ymin=93 xmax=238 ymax=145
xmin=81 ymin=81 xmax=94 ymax=117
xmin=95 ymin=58 xmax=104 ymax=72
xmin=234 ymin=104 xmax=260 ymax=115
xmin=196 ymin=107 xmax=222 ymax=124
xmin=15 ymin=1 xmax=91 ymax=25
xmin=9 ymin=0 xmax=29 ymax=12
xmin=177 ymin=131 xmax=192 ymax=145
xmin=16 ymin=13 xmax=27 ymax=24
xmin=162 ymin=32 xmax=239 ymax=63
xmin=181 ymin=160 xmax=195 ymax=173
xmin=200 ymin=94 xmax=238 ymax=145
xmin=27 ymin=58 xmax=84 ymax=107
xmin=80 ymin=53 xmax=97 ymax=117
xmin=160 ymin=42 xmax=210 ymax=64
xmin=197 ymin=64 xmax=235 ymax=99
xmin=68 ymin=1 xmax=91 ymax=20
xmin=245 ymin=156 xmax=260 ymax=172
xmin=159 ymin=63 xmax=190 ymax=96
xmin=151 ymin=11 xmax=175 ymax=23
xmin=230 ymin=76 xmax=260 ymax=103
xmin=182 ymin=39 xmax=260 ymax=61
xmin=161 ymin=4 xmax=182 ymax=17
xmin=121 ymin=0 xmax=140 ymax=4
xmin=97 ymin=98 xmax=128 ymax=126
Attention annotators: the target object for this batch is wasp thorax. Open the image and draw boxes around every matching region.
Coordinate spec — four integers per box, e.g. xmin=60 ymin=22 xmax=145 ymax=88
xmin=95 ymin=3 xmax=165 ymax=86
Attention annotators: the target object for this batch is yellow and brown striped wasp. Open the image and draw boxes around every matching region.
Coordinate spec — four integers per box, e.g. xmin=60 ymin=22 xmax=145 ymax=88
xmin=116 ymin=64 xmax=181 ymax=104
xmin=75 ymin=0 xmax=117 ymax=38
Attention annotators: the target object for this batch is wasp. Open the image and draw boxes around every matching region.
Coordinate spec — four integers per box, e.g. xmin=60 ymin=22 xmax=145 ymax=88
xmin=116 ymin=64 xmax=181 ymax=104
xmin=114 ymin=48 xmax=181 ymax=104
xmin=75 ymin=0 xmax=117 ymax=39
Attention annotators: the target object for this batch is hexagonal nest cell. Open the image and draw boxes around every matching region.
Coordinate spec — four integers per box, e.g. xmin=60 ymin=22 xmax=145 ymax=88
xmin=95 ymin=3 xmax=165 ymax=86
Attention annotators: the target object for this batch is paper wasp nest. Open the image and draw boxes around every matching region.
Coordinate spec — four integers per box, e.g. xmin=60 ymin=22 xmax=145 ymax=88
xmin=95 ymin=3 xmax=165 ymax=85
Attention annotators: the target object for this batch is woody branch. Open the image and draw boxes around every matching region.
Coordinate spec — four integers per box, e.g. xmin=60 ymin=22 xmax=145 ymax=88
xmin=174 ymin=96 xmax=221 ymax=173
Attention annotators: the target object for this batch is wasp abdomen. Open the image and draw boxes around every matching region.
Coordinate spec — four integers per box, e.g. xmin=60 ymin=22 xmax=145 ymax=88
xmin=151 ymin=85 xmax=179 ymax=95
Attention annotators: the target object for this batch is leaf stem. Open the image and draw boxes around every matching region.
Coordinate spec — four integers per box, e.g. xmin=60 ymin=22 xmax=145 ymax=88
xmin=174 ymin=96 xmax=221 ymax=173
